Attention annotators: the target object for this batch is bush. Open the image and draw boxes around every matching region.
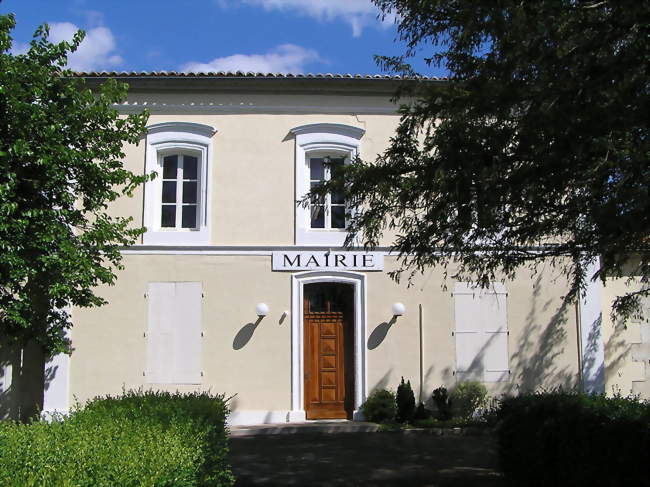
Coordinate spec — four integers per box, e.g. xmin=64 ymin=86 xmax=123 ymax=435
xmin=396 ymin=377 xmax=416 ymax=423
xmin=361 ymin=389 xmax=396 ymax=423
xmin=497 ymin=392 xmax=650 ymax=487
xmin=450 ymin=381 xmax=487 ymax=420
xmin=0 ymin=390 xmax=234 ymax=487
xmin=432 ymin=386 xmax=453 ymax=420
xmin=413 ymin=402 xmax=431 ymax=421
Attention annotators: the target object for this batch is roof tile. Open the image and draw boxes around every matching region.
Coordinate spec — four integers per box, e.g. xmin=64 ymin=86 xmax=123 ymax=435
xmin=72 ymin=71 xmax=447 ymax=81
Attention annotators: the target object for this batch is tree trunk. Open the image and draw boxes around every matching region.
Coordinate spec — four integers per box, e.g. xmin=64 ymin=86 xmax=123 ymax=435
xmin=16 ymin=341 xmax=46 ymax=422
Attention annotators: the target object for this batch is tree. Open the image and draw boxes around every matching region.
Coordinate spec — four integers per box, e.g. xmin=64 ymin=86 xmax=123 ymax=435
xmin=310 ymin=1 xmax=649 ymax=319
xmin=0 ymin=14 xmax=149 ymax=420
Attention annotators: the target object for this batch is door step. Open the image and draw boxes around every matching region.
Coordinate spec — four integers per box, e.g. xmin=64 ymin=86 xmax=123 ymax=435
xmin=230 ymin=421 xmax=379 ymax=437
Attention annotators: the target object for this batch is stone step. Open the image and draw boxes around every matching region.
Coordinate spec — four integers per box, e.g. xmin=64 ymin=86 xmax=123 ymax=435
xmin=229 ymin=421 xmax=379 ymax=437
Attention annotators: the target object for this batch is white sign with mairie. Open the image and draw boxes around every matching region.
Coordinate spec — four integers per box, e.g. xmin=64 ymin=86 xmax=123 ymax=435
xmin=272 ymin=251 xmax=384 ymax=271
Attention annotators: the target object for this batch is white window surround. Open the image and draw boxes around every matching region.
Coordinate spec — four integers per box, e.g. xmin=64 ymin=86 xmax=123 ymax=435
xmin=143 ymin=122 xmax=216 ymax=245
xmin=291 ymin=123 xmax=365 ymax=246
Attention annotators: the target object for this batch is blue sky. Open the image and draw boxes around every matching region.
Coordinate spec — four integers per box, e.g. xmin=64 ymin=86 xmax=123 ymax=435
xmin=1 ymin=0 xmax=446 ymax=76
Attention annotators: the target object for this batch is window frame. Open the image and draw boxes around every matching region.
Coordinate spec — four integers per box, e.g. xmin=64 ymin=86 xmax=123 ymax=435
xmin=291 ymin=123 xmax=365 ymax=246
xmin=143 ymin=122 xmax=215 ymax=245
xmin=158 ymin=148 xmax=202 ymax=231
xmin=307 ymin=151 xmax=349 ymax=231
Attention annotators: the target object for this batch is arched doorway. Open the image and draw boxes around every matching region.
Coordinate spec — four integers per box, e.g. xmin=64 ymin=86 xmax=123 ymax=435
xmin=290 ymin=271 xmax=367 ymax=423
xmin=303 ymin=282 xmax=354 ymax=419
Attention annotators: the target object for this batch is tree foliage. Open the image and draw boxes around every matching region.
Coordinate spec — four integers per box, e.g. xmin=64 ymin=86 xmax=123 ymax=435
xmin=310 ymin=1 xmax=650 ymax=319
xmin=0 ymin=14 xmax=149 ymax=355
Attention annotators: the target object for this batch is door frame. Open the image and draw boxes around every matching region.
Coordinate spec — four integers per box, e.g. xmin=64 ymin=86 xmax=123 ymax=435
xmin=289 ymin=271 xmax=367 ymax=422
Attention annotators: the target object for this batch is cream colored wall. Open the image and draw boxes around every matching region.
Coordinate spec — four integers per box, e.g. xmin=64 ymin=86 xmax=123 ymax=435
xmin=70 ymin=254 xmax=581 ymax=412
xmin=112 ymin=91 xmax=402 ymax=246
xmin=602 ymin=277 xmax=648 ymax=396
xmin=69 ymin=89 xmax=587 ymax=413
xmin=111 ymin=140 xmax=146 ymax=230
xmin=71 ymin=255 xmax=292 ymax=411
xmin=366 ymin=260 xmax=580 ymax=401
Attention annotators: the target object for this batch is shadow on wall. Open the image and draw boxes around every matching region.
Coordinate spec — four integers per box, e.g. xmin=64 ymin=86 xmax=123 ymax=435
xmin=0 ymin=343 xmax=61 ymax=421
xmin=582 ymin=314 xmax=605 ymax=392
xmin=509 ymin=275 xmax=577 ymax=393
xmin=0 ymin=345 xmax=20 ymax=420
xmin=370 ymin=368 xmax=394 ymax=392
xmin=367 ymin=317 xmax=397 ymax=350
xmin=604 ymin=318 xmax=634 ymax=395
xmin=228 ymin=395 xmax=239 ymax=418
xmin=233 ymin=317 xmax=263 ymax=350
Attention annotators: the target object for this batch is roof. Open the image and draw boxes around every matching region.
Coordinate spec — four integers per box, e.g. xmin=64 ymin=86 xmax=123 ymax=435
xmin=73 ymin=71 xmax=447 ymax=81
xmin=74 ymin=71 xmax=447 ymax=96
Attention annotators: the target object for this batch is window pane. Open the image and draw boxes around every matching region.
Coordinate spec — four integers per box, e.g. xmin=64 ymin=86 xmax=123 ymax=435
xmin=310 ymin=181 xmax=324 ymax=205
xmin=310 ymin=205 xmax=324 ymax=228
xmin=310 ymin=158 xmax=324 ymax=181
xmin=161 ymin=205 xmax=176 ymax=227
xmin=163 ymin=155 xmax=178 ymax=179
xmin=162 ymin=181 xmax=177 ymax=203
xmin=183 ymin=156 xmax=198 ymax=180
xmin=183 ymin=182 xmax=197 ymax=204
xmin=331 ymin=189 xmax=345 ymax=205
xmin=331 ymin=206 xmax=345 ymax=229
xmin=182 ymin=205 xmax=197 ymax=228
xmin=308 ymin=292 xmax=327 ymax=312
xmin=329 ymin=157 xmax=345 ymax=175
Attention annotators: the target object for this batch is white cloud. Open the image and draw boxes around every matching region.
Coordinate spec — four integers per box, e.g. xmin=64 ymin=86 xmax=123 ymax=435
xmin=11 ymin=41 xmax=29 ymax=56
xmin=181 ymin=44 xmax=321 ymax=74
xmin=224 ymin=0 xmax=394 ymax=37
xmin=47 ymin=22 xmax=122 ymax=72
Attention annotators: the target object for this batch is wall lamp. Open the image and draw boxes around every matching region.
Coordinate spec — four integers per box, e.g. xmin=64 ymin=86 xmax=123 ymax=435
xmin=392 ymin=302 xmax=406 ymax=317
xmin=256 ymin=303 xmax=269 ymax=317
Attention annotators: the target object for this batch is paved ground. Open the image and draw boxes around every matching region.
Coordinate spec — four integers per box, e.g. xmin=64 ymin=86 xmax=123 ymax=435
xmin=229 ymin=430 xmax=504 ymax=487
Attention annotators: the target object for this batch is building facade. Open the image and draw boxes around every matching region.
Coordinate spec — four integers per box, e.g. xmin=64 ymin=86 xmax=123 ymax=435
xmin=3 ymin=73 xmax=647 ymax=424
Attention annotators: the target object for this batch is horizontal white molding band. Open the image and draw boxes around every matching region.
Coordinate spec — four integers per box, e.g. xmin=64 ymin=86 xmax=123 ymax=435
xmin=120 ymin=245 xmax=563 ymax=256
xmin=114 ymin=104 xmax=399 ymax=115
xmin=120 ymin=245 xmax=397 ymax=256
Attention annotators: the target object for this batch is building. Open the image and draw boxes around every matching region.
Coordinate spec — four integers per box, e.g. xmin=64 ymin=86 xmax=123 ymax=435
xmin=2 ymin=72 xmax=647 ymax=424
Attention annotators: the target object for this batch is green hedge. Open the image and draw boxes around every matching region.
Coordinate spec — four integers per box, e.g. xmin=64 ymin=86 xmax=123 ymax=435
xmin=0 ymin=390 xmax=234 ymax=487
xmin=497 ymin=392 xmax=650 ymax=487
xmin=361 ymin=389 xmax=397 ymax=423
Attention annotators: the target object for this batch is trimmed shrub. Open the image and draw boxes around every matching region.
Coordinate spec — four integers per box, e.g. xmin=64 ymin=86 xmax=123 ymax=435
xmin=497 ymin=392 xmax=650 ymax=487
xmin=413 ymin=402 xmax=431 ymax=421
xmin=0 ymin=390 xmax=234 ymax=487
xmin=362 ymin=389 xmax=396 ymax=423
xmin=450 ymin=381 xmax=487 ymax=419
xmin=396 ymin=377 xmax=416 ymax=423
xmin=432 ymin=386 xmax=453 ymax=420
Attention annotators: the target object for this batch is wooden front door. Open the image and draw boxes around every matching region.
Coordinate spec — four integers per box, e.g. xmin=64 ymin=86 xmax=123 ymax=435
xmin=304 ymin=283 xmax=354 ymax=419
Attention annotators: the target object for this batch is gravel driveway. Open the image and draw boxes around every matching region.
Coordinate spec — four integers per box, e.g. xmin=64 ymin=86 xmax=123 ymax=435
xmin=229 ymin=432 xmax=504 ymax=487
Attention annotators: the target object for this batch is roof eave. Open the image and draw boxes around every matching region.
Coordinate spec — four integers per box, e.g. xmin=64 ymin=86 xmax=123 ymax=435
xmin=74 ymin=73 xmax=447 ymax=96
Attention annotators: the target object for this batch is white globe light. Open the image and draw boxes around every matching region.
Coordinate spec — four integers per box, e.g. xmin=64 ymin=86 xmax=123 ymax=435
xmin=256 ymin=303 xmax=269 ymax=317
xmin=392 ymin=302 xmax=406 ymax=316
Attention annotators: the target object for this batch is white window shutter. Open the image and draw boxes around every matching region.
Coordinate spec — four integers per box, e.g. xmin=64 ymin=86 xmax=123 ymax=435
xmin=481 ymin=287 xmax=509 ymax=382
xmin=454 ymin=282 xmax=510 ymax=383
xmin=172 ymin=282 xmax=202 ymax=384
xmin=483 ymin=331 xmax=509 ymax=382
xmin=146 ymin=282 xmax=202 ymax=385
xmin=454 ymin=285 xmax=483 ymax=379
xmin=146 ymin=283 xmax=175 ymax=383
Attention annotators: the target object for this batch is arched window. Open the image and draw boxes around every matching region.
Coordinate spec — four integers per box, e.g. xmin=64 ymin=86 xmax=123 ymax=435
xmin=143 ymin=122 xmax=216 ymax=245
xmin=290 ymin=123 xmax=365 ymax=245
